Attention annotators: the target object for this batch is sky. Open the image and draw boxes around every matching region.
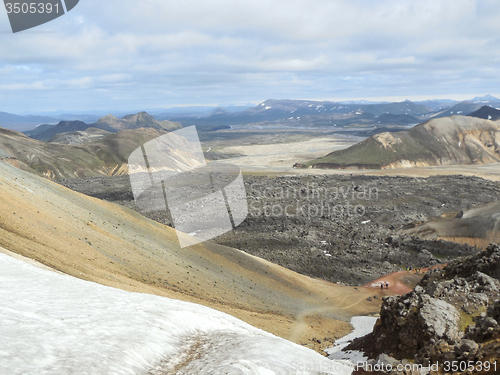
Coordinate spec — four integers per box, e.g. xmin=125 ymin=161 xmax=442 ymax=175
xmin=1 ymin=0 xmax=500 ymax=114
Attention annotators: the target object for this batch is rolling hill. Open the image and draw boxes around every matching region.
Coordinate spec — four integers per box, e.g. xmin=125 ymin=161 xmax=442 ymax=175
xmin=0 ymin=160 xmax=380 ymax=350
xmin=402 ymin=200 xmax=500 ymax=248
xmin=298 ymin=116 xmax=500 ymax=169
xmin=48 ymin=127 xmax=112 ymax=145
xmin=0 ymin=126 xmax=170 ymax=179
xmin=25 ymin=120 xmax=90 ymax=142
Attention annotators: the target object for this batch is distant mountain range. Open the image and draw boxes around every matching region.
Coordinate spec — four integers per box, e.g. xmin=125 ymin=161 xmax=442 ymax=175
xmin=1 ymin=94 xmax=500 ymax=136
xmin=168 ymin=96 xmax=500 ymax=129
xmin=0 ymin=112 xmax=59 ymax=132
xmin=298 ymin=115 xmax=500 ymax=169
xmin=169 ymin=99 xmax=434 ymax=128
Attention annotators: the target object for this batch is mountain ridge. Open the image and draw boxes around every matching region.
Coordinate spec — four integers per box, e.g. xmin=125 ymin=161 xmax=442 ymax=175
xmin=299 ymin=115 xmax=500 ymax=170
xmin=27 ymin=111 xmax=182 ymax=142
xmin=0 ymin=125 xmax=173 ymax=179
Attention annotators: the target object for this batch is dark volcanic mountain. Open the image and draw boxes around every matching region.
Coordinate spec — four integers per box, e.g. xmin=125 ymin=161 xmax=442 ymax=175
xmin=299 ymin=115 xmax=500 ymax=169
xmin=27 ymin=120 xmax=89 ymax=142
xmin=468 ymin=105 xmax=500 ymax=121
xmin=432 ymin=96 xmax=500 ymax=119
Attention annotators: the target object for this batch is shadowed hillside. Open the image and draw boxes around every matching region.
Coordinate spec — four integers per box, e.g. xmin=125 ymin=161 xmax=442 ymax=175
xmin=468 ymin=105 xmax=500 ymax=121
xmin=0 ymin=126 xmax=169 ymax=178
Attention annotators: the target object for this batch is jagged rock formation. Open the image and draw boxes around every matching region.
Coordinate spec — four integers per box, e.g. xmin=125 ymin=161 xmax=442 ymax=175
xmin=349 ymin=244 xmax=500 ymax=372
xmin=301 ymin=116 xmax=500 ymax=169
xmin=49 ymin=128 xmax=112 ymax=145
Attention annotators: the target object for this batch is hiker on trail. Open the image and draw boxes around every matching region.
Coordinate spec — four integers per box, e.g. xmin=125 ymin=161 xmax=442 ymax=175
xmin=380 ymin=282 xmax=384 ymax=290
xmin=385 ymin=282 xmax=389 ymax=289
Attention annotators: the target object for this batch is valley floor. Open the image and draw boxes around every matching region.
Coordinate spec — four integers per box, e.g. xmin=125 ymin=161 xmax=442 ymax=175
xmin=216 ymin=137 xmax=500 ymax=181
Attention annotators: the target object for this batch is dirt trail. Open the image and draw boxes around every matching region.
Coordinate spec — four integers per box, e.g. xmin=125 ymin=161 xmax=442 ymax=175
xmin=287 ymin=269 xmax=423 ymax=352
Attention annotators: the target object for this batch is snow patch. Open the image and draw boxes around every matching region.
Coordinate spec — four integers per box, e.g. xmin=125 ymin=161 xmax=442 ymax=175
xmin=0 ymin=253 xmax=347 ymax=375
xmin=325 ymin=316 xmax=378 ymax=364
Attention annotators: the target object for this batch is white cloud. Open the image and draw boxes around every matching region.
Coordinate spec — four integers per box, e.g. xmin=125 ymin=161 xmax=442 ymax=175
xmin=0 ymin=0 xmax=500 ymax=112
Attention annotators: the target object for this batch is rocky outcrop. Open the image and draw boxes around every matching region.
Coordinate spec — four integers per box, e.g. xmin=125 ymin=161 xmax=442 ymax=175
xmin=349 ymin=287 xmax=462 ymax=360
xmin=421 ymin=243 xmax=500 ymax=283
xmin=349 ymin=244 xmax=500 ymax=371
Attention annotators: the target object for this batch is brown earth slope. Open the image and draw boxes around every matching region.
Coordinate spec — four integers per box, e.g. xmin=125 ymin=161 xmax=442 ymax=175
xmin=0 ymin=161 xmax=380 ymax=351
xmin=403 ymin=201 xmax=500 ymax=249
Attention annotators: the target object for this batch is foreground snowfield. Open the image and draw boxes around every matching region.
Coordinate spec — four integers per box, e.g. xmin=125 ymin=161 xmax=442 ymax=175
xmin=0 ymin=253 xmax=353 ymax=375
